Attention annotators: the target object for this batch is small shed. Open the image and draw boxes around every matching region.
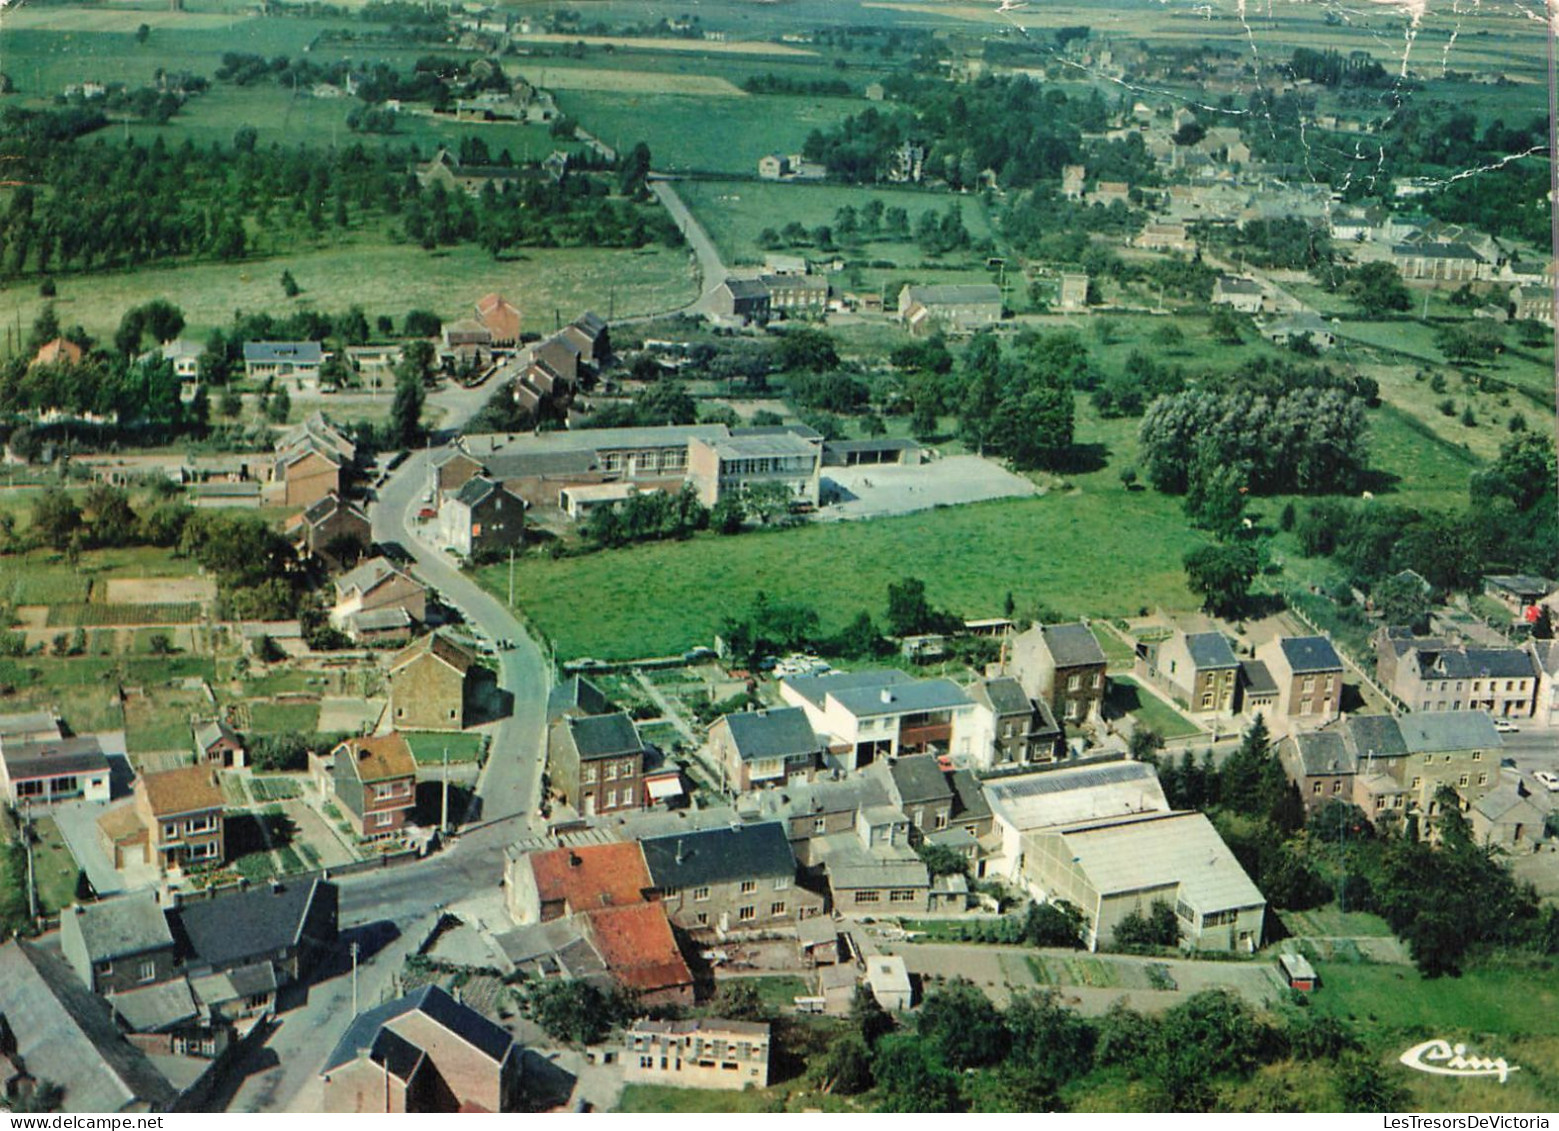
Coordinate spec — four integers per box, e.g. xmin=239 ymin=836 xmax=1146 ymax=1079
xmin=866 ymin=955 xmax=913 ymax=1011
xmin=1278 ymin=951 xmax=1318 ymax=991
xmin=797 ymin=915 xmax=840 ymax=967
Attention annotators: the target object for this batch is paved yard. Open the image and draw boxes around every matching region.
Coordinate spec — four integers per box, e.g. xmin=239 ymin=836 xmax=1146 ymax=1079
xmin=318 ymin=696 xmax=386 ymax=734
xmin=819 ymin=455 xmax=1039 ymax=522
xmin=51 ymin=797 xmax=158 ymax=896
xmin=280 ymin=799 xmax=358 ymax=869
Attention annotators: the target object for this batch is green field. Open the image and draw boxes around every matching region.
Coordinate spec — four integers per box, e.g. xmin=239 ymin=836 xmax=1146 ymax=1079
xmin=555 ymin=90 xmax=861 ymax=175
xmin=482 ymin=485 xmax=1203 ymax=661
xmin=403 ymin=731 xmax=487 ymax=765
xmin=30 ymin=816 xmax=84 ymax=913
xmin=678 ymin=178 xmax=997 ymax=269
xmin=248 ymin=701 xmax=321 ymax=735
xmin=1106 ymin=677 xmax=1202 ymax=739
xmin=4 ymin=241 xmax=698 ymax=348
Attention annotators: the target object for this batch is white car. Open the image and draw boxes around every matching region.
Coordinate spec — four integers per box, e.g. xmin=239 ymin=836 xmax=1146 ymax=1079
xmin=1493 ymin=719 xmax=1520 ymax=734
xmin=1533 ymin=770 xmax=1559 ymax=793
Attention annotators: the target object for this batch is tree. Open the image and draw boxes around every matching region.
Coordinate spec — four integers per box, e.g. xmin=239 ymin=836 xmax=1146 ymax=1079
xmin=1021 ymin=900 xmax=1086 ymax=948
xmin=1113 ymin=898 xmax=1180 ymax=947
xmin=886 ymin=576 xmax=947 ymax=637
xmin=1341 ymin=261 xmax=1410 ymax=317
xmin=390 ymin=369 xmax=425 ymax=447
xmin=916 ymin=979 xmax=1008 ymax=1070
xmin=994 ymin=384 xmax=1074 ymax=471
xmin=135 ymin=22 xmax=150 ymax=42
xmin=521 ymin=979 xmax=630 ymax=1045
xmin=816 ymin=1032 xmax=875 ymax=1095
xmin=871 ymin=1035 xmax=962 ymax=1113
xmin=1372 ymin=572 xmax=1431 ymax=632
xmin=915 ymin=843 xmax=969 ymax=878
xmin=267 ymin=384 xmax=291 ymax=423
xmin=31 ymin=487 xmax=82 ymax=551
xmin=281 ymin=270 xmax=301 ymax=297
xmin=1335 ymin=1052 xmax=1409 ymax=1112
xmin=219 ymin=385 xmax=243 ymax=419
xmin=1004 ymin=990 xmax=1095 ymax=1092
xmin=403 ymin=309 xmax=442 ymax=338
xmin=1208 ymin=306 xmax=1244 ymax=344
xmin=1183 ymin=542 xmax=1258 ymax=617
xmin=712 ymin=980 xmax=766 ymax=1020
xmin=1183 ymin=449 xmax=1248 ymax=537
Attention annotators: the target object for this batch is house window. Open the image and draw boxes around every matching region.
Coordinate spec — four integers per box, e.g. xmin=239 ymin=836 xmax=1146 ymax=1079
xmin=1312 ymin=782 xmax=1323 ymax=795
xmin=854 ymin=890 xmax=880 ymax=904
xmin=583 ymin=767 xmax=597 ymax=784
xmin=934 ymin=813 xmax=949 ymax=830
xmin=771 ymin=901 xmax=787 ymax=917
xmin=605 ymin=789 xmax=616 ymax=808
xmin=1423 ymin=754 xmax=1433 ymax=764
xmin=1412 ymin=777 xmax=1422 ymax=788
xmin=740 ymin=880 xmax=757 ymax=894
xmin=605 ymin=763 xmax=618 ymax=781
xmin=640 ymin=1056 xmax=654 ymax=1069
xmin=1331 ymin=781 xmax=1342 ymax=794
xmin=812 ymin=817 xmax=826 ymax=834
xmin=1477 ymin=773 xmax=1489 ymax=786
xmin=1472 ymin=751 xmax=1482 ymax=761
xmin=773 ymin=876 xmax=790 ymax=891
xmin=1067 ymin=675 xmax=1081 ymax=691
xmin=889 ymin=890 xmax=917 ymax=903
xmin=696 ymin=913 xmax=708 ymax=926
xmin=375 ymin=811 xmax=393 ymax=828
xmin=1458 ymin=774 xmax=1469 ymax=787
xmin=738 ymin=906 xmax=756 ymax=922
xmin=1303 ymin=677 xmax=1315 ymax=692
xmin=163 ymin=823 xmax=180 ymax=841
xmin=139 ymin=960 xmax=157 ymax=983
xmin=1374 ymin=797 xmax=1386 ymax=811
xmin=693 ymin=887 xmax=711 ymax=902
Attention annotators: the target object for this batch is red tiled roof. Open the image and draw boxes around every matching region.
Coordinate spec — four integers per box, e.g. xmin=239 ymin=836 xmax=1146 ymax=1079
xmin=582 ymin=902 xmax=692 ymax=994
xmin=475 ymin=294 xmax=521 ymax=343
xmin=334 ymin=732 xmax=416 ymax=784
xmin=529 ymin=842 xmax=649 ymax=914
xmin=33 ymin=338 xmax=84 ymax=367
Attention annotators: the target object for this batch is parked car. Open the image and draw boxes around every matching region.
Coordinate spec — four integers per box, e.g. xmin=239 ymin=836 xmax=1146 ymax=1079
xmin=1533 ymin=770 xmax=1559 ymax=792
xmin=1493 ymin=719 xmax=1520 ymax=734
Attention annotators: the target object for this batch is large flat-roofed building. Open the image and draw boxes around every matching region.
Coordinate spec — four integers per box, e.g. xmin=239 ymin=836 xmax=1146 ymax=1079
xmin=0 ymin=734 xmax=111 ymax=806
xmin=621 ymin=1019 xmax=771 ymax=1090
xmin=687 ymin=432 xmax=821 ymax=508
xmin=983 ymin=760 xmax=1170 ymax=879
xmin=779 ymin=669 xmax=975 ymax=772
xmin=1022 ymin=810 xmax=1266 ymax=952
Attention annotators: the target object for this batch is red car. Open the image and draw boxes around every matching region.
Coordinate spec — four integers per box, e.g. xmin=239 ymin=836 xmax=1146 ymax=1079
xmin=418 ymin=507 xmax=437 ymax=520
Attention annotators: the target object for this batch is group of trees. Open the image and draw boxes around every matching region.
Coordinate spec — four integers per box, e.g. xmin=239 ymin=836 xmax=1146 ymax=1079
xmin=819 ymin=978 xmax=1397 ymax=1112
xmin=943 ymin=330 xmax=1079 ymax=471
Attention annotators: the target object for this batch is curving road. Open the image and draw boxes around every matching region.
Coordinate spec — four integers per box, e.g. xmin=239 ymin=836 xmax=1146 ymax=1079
xmin=650 ymin=177 xmax=729 ymax=316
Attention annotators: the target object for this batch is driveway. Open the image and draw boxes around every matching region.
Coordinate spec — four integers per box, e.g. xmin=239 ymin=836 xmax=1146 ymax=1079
xmin=51 ymin=798 xmax=158 ymax=896
xmin=649 ymin=178 xmax=728 ymax=316
xmin=820 ymin=456 xmax=1039 ymax=521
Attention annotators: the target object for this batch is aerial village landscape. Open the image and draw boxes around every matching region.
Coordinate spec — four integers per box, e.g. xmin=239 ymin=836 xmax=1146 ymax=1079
xmin=0 ymin=0 xmax=1555 ymax=1115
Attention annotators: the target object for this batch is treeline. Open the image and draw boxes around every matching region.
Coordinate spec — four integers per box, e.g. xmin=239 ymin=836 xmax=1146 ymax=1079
xmin=1293 ymin=432 xmax=1558 ymax=593
xmin=1201 ymin=216 xmax=1333 ymax=271
xmin=812 ymin=978 xmax=1405 ymax=1112
xmin=742 ymin=73 xmax=852 ymax=97
xmin=1284 ymin=47 xmax=1390 ymax=88
xmin=214 ymin=52 xmax=509 ymax=110
xmin=801 ymin=73 xmax=1110 ymax=190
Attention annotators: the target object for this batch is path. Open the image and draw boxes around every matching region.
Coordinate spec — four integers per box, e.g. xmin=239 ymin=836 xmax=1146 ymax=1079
xmin=649 ymin=177 xmax=729 ymax=316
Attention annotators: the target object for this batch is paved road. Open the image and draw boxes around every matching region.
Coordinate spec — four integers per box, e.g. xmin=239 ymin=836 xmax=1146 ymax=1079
xmin=650 ymin=177 xmax=728 ymax=315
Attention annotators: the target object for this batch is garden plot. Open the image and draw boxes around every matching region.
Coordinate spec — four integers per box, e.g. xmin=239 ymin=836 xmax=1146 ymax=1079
xmin=105 ymin=578 xmax=217 ymax=605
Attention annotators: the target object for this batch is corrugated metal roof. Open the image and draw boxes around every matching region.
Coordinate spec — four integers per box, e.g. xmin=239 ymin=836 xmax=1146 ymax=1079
xmin=985 ymin=761 xmax=1168 ymax=832
xmin=1055 ymin=811 xmax=1265 ymax=912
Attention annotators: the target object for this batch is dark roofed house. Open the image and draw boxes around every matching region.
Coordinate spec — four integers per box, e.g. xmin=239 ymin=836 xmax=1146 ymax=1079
xmin=967 ymin=676 xmax=1060 ymax=771
xmin=243 ymin=341 xmax=325 ymax=387
xmin=387 ymin=631 xmax=476 ymax=732
xmin=548 ymin=711 xmax=647 ymax=816
xmin=1138 ymin=630 xmax=1240 ymax=716
xmin=885 ymin=754 xmax=955 ymax=834
xmin=547 ymin=676 xmax=614 ymax=724
xmin=322 ymin=984 xmax=523 ymax=1113
xmin=0 ymin=734 xmax=112 ymax=806
xmin=1256 ymin=635 xmax=1344 ymax=724
xmin=640 ymin=821 xmax=822 ymax=933
xmin=709 ymin=277 xmax=772 ymax=322
xmin=436 ymin=475 xmax=525 ymax=559
xmin=172 ymin=878 xmax=338 ymax=984
xmin=0 ymin=941 xmax=179 ymax=1113
xmin=1010 ymin=622 xmax=1109 ymax=726
xmin=1484 ymin=574 xmax=1553 ymax=614
xmin=1239 ymin=660 xmax=1279 ymax=715
xmin=897 ymin=283 xmax=1002 ymax=335
xmin=287 ymin=493 xmax=371 ymax=570
xmin=1280 ymin=730 xmax=1359 ymax=812
xmin=59 ymin=892 xmax=178 ymax=995
xmin=708 ymin=707 xmax=824 ymax=791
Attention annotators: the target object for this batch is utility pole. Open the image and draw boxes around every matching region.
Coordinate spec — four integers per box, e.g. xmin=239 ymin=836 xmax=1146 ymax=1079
xmin=350 ymin=940 xmax=360 ymax=1014
xmin=507 ymin=546 xmax=515 ymax=607
xmin=23 ymin=803 xmax=37 ymax=921
xmin=441 ymin=746 xmax=450 ymax=834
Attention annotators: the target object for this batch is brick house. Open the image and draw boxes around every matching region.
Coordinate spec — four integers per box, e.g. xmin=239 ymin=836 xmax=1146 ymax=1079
xmin=59 ymin=892 xmax=178 ymax=995
xmin=1376 ymin=629 xmax=1537 ymax=718
xmin=548 ymin=712 xmax=646 ymax=816
xmin=474 ymin=294 xmax=522 ymax=347
xmin=331 ymin=557 xmax=427 ymax=632
xmin=1137 ymin=630 xmax=1241 ymax=716
xmin=387 ymin=632 xmax=476 ymax=732
xmin=707 ymin=707 xmax=824 ymax=792
xmin=503 ymin=841 xmax=651 ymax=925
xmin=709 ymin=278 xmax=772 ymax=322
xmin=287 ymin=493 xmax=371 ymax=569
xmin=332 ymin=733 xmax=417 ymax=839
xmin=322 ymin=985 xmax=523 ymax=1113
xmin=1255 ymin=635 xmax=1344 ymax=725
xmin=640 ymin=822 xmax=821 ymax=933
xmin=435 ymin=476 xmax=526 ymax=559
xmin=1009 ymin=622 xmax=1108 ymax=726
xmin=135 ymin=766 xmax=225 ymax=874
xmin=964 ymin=676 xmax=1062 ymax=772
xmin=273 ymin=445 xmax=343 ymax=510
xmin=578 ymin=902 xmax=695 ymax=1006
xmin=192 ymin=719 xmax=245 ymax=770
xmin=1280 ymin=729 xmax=1358 ymax=813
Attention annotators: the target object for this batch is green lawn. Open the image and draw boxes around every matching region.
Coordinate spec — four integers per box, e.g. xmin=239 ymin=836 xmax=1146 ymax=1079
xmin=1279 ymin=904 xmax=1394 ymax=939
xmin=480 ymin=492 xmax=1203 ymax=661
xmin=1106 ymin=677 xmax=1202 ymax=740
xmin=403 ymin=732 xmax=487 ymax=765
xmin=29 ymin=816 xmax=83 ymax=913
xmin=678 ymin=178 xmax=996 ymax=270
xmin=617 ymin=1082 xmax=857 ymax=1114
xmin=248 ymin=701 xmax=321 ymax=735
xmin=555 ymin=89 xmax=861 ymax=175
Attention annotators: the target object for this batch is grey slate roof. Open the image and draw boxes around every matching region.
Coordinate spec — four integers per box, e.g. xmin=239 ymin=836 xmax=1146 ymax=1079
xmin=975 ymin=676 xmax=1032 ymax=716
xmin=1289 ymin=731 xmax=1357 ymax=776
xmin=1042 ymin=623 xmax=1107 ymax=668
xmin=888 ymin=754 xmax=954 ymax=806
xmin=174 ymin=879 xmax=336 ymax=972
xmin=831 ymin=678 xmax=971 ymax=718
xmin=1484 ymin=574 xmax=1552 ymax=598
xmin=335 ymin=555 xmax=412 ymax=598
xmin=1344 ymin=714 xmax=1408 ymax=758
xmin=720 ymin=277 xmax=772 ymax=300
xmin=640 ymin=821 xmax=797 ymax=889
xmin=722 ymin=707 xmax=821 ymax=762
xmin=948 ymin=769 xmax=991 ymax=823
xmin=1413 ymin=646 xmax=1537 ymax=681
xmin=1 ymin=734 xmax=110 ymax=782
xmin=193 ymin=718 xmax=238 ymax=753
xmin=548 ymin=676 xmax=613 ymax=722
xmin=110 ymin=978 xmax=198 ymax=1034
xmin=1185 ymin=632 xmax=1239 ymax=670
xmin=1396 ymin=710 xmax=1502 ymax=754
xmin=322 ymin=984 xmax=513 ymax=1075
xmin=1240 ymin=660 xmax=1278 ymax=695
xmin=67 ymin=891 xmax=174 ymax=963
xmin=453 ymin=475 xmax=499 ymax=508
xmin=905 ymin=283 xmax=1002 ymax=306
xmin=782 ymin=668 xmax=913 ymax=709
xmin=568 ymin=712 xmax=642 ymax=759
xmin=0 ymin=941 xmax=179 ymax=1113
xmin=1280 ymin=636 xmax=1343 ymax=673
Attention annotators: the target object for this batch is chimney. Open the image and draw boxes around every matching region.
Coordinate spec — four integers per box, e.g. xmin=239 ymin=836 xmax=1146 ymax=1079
xmin=880 ymin=688 xmax=894 ymax=704
xmin=674 ymin=839 xmax=685 ymax=865
xmin=568 ymin=851 xmax=582 ymax=868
